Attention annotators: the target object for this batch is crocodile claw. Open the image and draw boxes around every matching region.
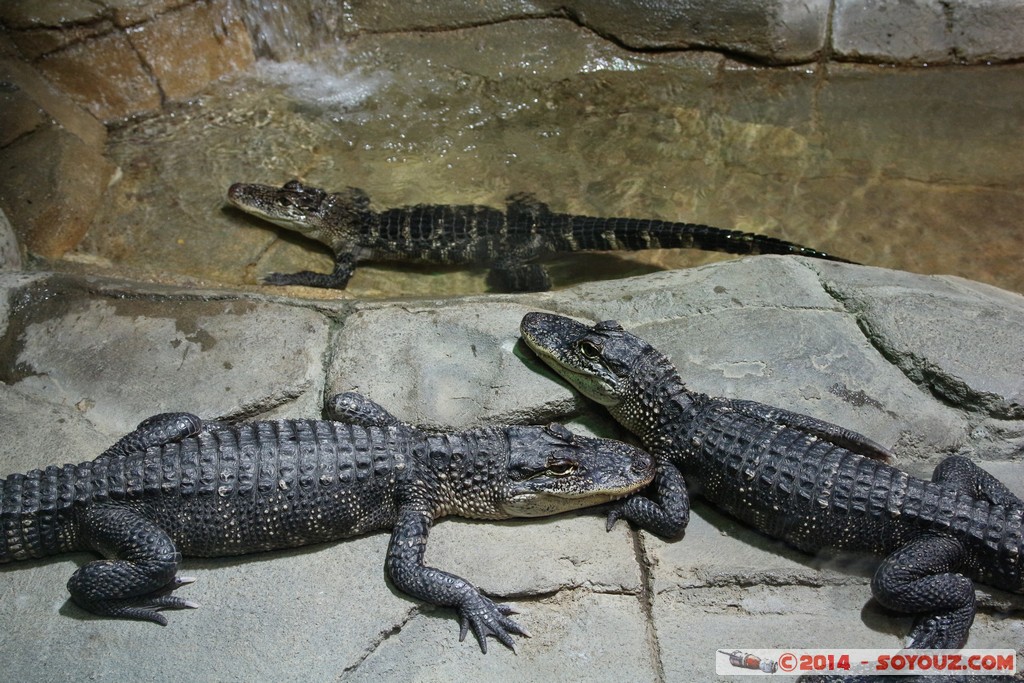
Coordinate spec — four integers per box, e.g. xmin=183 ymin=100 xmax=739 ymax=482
xmin=456 ymin=594 xmax=529 ymax=653
xmin=77 ymin=593 xmax=200 ymax=626
xmin=71 ymin=572 xmax=201 ymax=626
xmin=605 ymin=501 xmax=626 ymax=531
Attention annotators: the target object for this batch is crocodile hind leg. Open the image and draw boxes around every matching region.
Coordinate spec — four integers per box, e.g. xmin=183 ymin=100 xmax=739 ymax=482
xmin=67 ymin=505 xmax=196 ymax=625
xmin=871 ymin=534 xmax=975 ymax=648
xmin=932 ymin=455 xmax=1024 ymax=507
xmin=325 ymin=392 xmax=403 ymax=427
xmin=264 ymin=252 xmax=356 ymax=289
xmin=100 ymin=412 xmax=202 ymax=459
xmin=605 ymin=462 xmax=690 ymax=538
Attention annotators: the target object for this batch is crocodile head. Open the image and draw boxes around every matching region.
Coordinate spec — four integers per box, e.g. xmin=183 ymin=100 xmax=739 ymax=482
xmin=498 ymin=423 xmax=654 ymax=517
xmin=520 ymin=312 xmax=677 ymax=438
xmin=226 ymin=179 xmax=370 ymax=247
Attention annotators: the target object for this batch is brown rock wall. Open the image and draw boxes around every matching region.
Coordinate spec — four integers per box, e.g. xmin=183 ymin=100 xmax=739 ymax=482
xmin=4 ymin=0 xmax=254 ymax=122
xmin=0 ymin=123 xmax=114 ymax=258
xmin=36 ymin=29 xmax=161 ymax=121
xmin=128 ymin=0 xmax=253 ymax=103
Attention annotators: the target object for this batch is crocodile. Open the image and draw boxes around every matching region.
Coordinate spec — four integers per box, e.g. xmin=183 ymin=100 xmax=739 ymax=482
xmin=226 ymin=179 xmax=853 ymax=292
xmin=0 ymin=391 xmax=654 ymax=653
xmin=520 ymin=312 xmax=1024 ymax=649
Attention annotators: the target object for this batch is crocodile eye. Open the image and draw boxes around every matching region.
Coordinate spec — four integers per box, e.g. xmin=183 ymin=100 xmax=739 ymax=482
xmin=578 ymin=339 xmax=601 ymax=359
xmin=544 ymin=423 xmax=575 ymax=443
xmin=283 ymin=179 xmax=304 ymax=191
xmin=546 ymin=459 xmax=576 ymax=477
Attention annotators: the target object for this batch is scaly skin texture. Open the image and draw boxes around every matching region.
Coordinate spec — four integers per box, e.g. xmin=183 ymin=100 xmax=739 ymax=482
xmin=226 ymin=180 xmax=854 ymax=292
xmin=520 ymin=312 xmax=1024 ymax=649
xmin=0 ymin=392 xmax=654 ymax=653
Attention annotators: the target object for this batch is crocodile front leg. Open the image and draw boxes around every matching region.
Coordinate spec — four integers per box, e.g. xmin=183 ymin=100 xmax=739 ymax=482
xmin=385 ymin=507 xmax=528 ymax=652
xmin=68 ymin=505 xmax=197 ymax=624
xmin=324 ymin=392 xmax=404 ymax=427
xmin=871 ymin=534 xmax=975 ymax=648
xmin=264 ymin=252 xmax=356 ymax=289
xmin=605 ymin=462 xmax=690 ymax=538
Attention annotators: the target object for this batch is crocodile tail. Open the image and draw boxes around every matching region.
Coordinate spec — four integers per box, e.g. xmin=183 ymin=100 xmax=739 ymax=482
xmin=553 ymin=213 xmax=854 ymax=262
xmin=0 ymin=461 xmax=101 ymax=562
xmin=961 ymin=501 xmax=1024 ymax=591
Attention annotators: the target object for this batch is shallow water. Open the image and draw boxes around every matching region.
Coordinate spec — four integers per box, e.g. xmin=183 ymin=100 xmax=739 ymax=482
xmin=76 ymin=19 xmax=1024 ymax=296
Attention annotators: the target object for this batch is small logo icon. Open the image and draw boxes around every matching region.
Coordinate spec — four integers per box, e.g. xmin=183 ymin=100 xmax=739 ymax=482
xmin=721 ymin=650 xmax=778 ymax=674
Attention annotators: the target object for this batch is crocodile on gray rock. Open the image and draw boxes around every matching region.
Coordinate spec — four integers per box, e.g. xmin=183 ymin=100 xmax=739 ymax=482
xmin=520 ymin=312 xmax=1024 ymax=649
xmin=0 ymin=391 xmax=655 ymax=653
xmin=226 ymin=179 xmax=853 ymax=292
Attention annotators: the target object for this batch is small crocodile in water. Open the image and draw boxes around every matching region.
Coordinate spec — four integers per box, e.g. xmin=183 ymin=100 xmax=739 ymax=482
xmin=226 ymin=180 xmax=853 ymax=292
xmin=0 ymin=392 xmax=654 ymax=653
xmin=520 ymin=312 xmax=1024 ymax=649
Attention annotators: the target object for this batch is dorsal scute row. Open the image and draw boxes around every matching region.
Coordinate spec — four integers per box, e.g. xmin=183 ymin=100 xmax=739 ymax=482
xmin=1 ymin=461 xmax=105 ymax=517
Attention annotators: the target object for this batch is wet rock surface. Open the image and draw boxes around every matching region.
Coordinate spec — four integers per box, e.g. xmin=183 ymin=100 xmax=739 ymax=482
xmin=0 ymin=209 xmax=21 ymax=270
xmin=0 ymin=122 xmax=114 ymax=258
xmin=1 ymin=257 xmax=1022 ymax=680
xmin=0 ymin=2 xmax=1022 ymax=294
xmin=61 ymin=18 xmax=1024 ymax=298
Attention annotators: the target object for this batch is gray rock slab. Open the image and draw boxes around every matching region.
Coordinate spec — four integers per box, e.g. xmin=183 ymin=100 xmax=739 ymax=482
xmin=952 ymin=0 xmax=1024 ymax=62
xmin=833 ymin=0 xmax=952 ymax=63
xmin=346 ymin=590 xmax=657 ymax=681
xmin=425 ymin=514 xmax=642 ymax=596
xmin=531 ymin=255 xmax=843 ymax=325
xmin=327 ymin=300 xmax=574 ymax=427
xmin=0 ymin=382 xmax=115 ymax=471
xmin=0 ymin=275 xmax=331 ymax=433
xmin=0 ymin=535 xmax=418 ymax=682
xmin=832 ymin=0 xmax=1024 ymax=64
xmin=346 ymin=0 xmax=831 ymax=63
xmin=813 ymin=260 xmax=1024 ymax=420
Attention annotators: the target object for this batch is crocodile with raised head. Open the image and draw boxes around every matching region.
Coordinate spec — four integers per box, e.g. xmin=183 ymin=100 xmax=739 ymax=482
xmin=226 ymin=180 xmax=853 ymax=292
xmin=0 ymin=392 xmax=654 ymax=653
xmin=520 ymin=312 xmax=1024 ymax=649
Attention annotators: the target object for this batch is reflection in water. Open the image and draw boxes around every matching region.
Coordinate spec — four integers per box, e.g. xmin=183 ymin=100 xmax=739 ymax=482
xmin=79 ymin=19 xmax=1024 ymax=297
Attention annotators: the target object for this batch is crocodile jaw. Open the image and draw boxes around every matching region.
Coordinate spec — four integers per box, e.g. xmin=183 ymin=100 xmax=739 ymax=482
xmin=500 ymin=489 xmax=629 ymax=517
xmin=519 ymin=312 xmax=622 ymax=406
xmin=227 ymin=181 xmax=330 ymax=237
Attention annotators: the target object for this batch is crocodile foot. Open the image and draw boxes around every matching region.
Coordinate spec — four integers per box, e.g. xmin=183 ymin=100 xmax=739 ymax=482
xmin=72 ymin=581 xmax=199 ymax=630
xmin=457 ymin=594 xmax=530 ymax=654
xmin=905 ymin=608 xmax=974 ymax=649
xmin=604 ymin=464 xmax=689 ymax=539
